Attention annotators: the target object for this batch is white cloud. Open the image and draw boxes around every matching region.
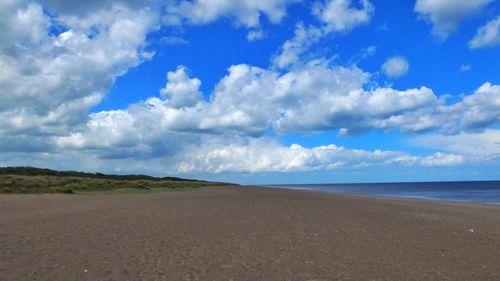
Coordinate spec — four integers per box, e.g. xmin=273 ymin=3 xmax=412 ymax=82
xmin=460 ymin=64 xmax=471 ymax=72
xmin=45 ymin=63 xmax=388 ymax=157
xmin=4 ymin=52 xmax=497 ymax=174
xmin=349 ymin=45 xmax=377 ymax=64
xmin=469 ymin=16 xmax=500 ymax=48
xmin=271 ymin=67 xmax=435 ymax=134
xmin=411 ymin=130 xmax=500 ymax=159
xmin=176 ymin=140 xmax=465 ymax=173
xmin=0 ymin=0 xmax=157 ymax=135
xmin=0 ymin=1 xmax=50 ymax=50
xmin=54 ymin=63 xmax=500 ymax=162
xmin=0 ymin=0 xmax=498 ymax=177
xmin=415 ymin=0 xmax=494 ymax=39
xmin=54 ymin=118 xmax=469 ymax=173
xmin=381 ymin=56 xmax=409 ymax=78
xmin=273 ymin=0 xmax=374 ymax=69
xmin=159 ymin=36 xmax=188 ymax=45
xmin=163 ymin=0 xmax=300 ymax=28
xmin=55 ymin=98 xmax=204 ymax=160
xmin=56 ymin=110 xmax=138 ymax=150
xmin=159 ymin=66 xmax=204 ymax=108
xmin=209 ymin=66 xmax=498 ymax=136
xmin=452 ymin=82 xmax=500 ymax=131
xmin=246 ymin=29 xmax=266 ymax=41
xmin=198 ymin=62 xmax=438 ymax=136
xmin=272 ymin=23 xmax=323 ymax=69
xmin=312 ymin=0 xmax=374 ymax=32
xmin=419 ymin=152 xmax=464 ymax=166
xmin=369 ymin=82 xmax=500 ymax=134
xmin=7 ymin=131 xmax=469 ymax=175
xmin=0 ymin=0 xmax=301 ymax=139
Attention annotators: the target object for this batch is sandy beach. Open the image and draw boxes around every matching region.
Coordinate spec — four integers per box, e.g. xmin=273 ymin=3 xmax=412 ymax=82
xmin=1 ymin=185 xmax=499 ymax=281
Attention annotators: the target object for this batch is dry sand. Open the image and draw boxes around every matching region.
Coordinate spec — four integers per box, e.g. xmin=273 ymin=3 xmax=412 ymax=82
xmin=0 ymin=185 xmax=499 ymax=281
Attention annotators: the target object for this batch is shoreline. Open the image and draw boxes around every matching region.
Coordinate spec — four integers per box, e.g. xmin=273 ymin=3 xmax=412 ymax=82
xmin=1 ymin=185 xmax=499 ymax=280
xmin=254 ymin=182 xmax=500 ymax=206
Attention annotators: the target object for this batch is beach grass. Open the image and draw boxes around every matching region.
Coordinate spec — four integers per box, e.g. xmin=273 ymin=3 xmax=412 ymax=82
xmin=0 ymin=167 xmax=229 ymax=194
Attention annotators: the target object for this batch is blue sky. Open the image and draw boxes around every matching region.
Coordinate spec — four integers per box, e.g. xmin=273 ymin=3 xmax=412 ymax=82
xmin=1 ymin=0 xmax=499 ymax=184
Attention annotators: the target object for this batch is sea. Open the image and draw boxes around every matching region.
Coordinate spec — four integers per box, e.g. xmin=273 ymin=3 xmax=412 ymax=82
xmin=263 ymin=181 xmax=500 ymax=205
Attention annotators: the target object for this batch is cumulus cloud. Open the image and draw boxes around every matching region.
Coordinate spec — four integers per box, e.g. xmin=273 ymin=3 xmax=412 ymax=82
xmin=55 ymin=62 xmax=500 ymax=162
xmin=57 ymin=123 xmax=469 ymax=173
xmin=419 ymin=152 xmax=465 ymax=167
xmin=6 ymin=131 xmax=468 ymax=175
xmin=163 ymin=0 xmax=300 ymax=27
xmin=270 ymin=65 xmax=434 ymax=134
xmin=176 ymin=140 xmax=465 ymax=173
xmin=200 ymin=62 xmax=437 ymax=136
xmin=451 ymin=82 xmax=500 ymax=131
xmin=54 ymin=96 xmax=213 ymax=161
xmin=369 ymin=82 xmax=500 ymax=134
xmin=469 ymin=16 xmax=500 ymax=48
xmin=0 ymin=0 xmax=300 ymax=137
xmin=411 ymin=130 xmax=500 ymax=159
xmin=159 ymin=66 xmax=204 ymax=108
xmin=312 ymin=0 xmax=374 ymax=32
xmin=5 ymin=51 xmax=496 ymax=174
xmin=1 ymin=0 xmax=498 ymax=177
xmin=0 ymin=0 xmax=157 ymax=135
xmin=415 ymin=0 xmax=494 ymax=39
xmin=0 ymin=1 xmax=49 ymax=50
xmin=381 ymin=56 xmax=409 ymax=78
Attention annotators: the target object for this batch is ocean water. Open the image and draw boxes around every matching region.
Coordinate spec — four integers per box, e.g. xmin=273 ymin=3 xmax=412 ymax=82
xmin=264 ymin=181 xmax=500 ymax=205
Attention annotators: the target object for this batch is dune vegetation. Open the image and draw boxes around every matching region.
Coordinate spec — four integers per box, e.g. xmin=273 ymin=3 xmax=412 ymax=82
xmin=0 ymin=167 xmax=229 ymax=194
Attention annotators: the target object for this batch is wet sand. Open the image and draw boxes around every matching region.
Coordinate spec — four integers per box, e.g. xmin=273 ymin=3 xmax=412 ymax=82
xmin=1 ymin=185 xmax=499 ymax=281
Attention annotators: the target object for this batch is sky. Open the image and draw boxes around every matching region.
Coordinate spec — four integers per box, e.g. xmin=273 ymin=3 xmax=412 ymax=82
xmin=1 ymin=0 xmax=499 ymax=184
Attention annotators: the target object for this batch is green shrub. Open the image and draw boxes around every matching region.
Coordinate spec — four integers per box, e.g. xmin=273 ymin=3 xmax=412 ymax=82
xmin=0 ymin=173 xmax=229 ymax=194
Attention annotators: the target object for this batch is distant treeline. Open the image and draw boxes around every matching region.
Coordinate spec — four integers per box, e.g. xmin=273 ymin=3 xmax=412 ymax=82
xmin=0 ymin=166 xmax=202 ymax=182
